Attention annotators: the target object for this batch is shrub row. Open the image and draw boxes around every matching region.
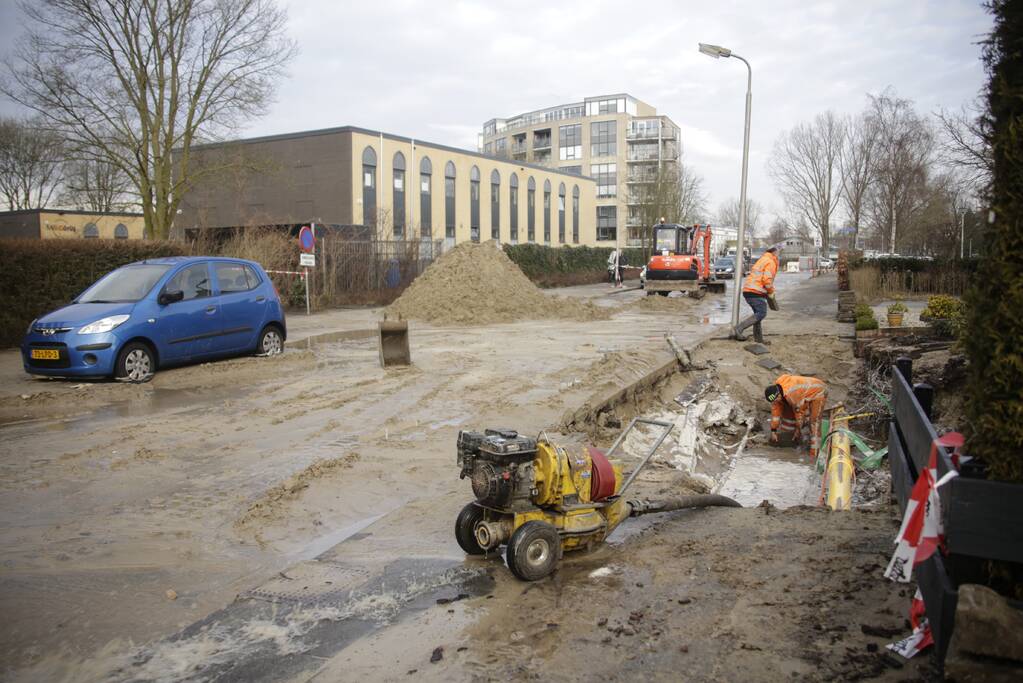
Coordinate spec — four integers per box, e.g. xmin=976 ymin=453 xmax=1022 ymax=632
xmin=0 ymin=239 xmax=187 ymax=348
xmin=854 ymin=303 xmax=878 ymax=331
xmin=503 ymin=244 xmax=647 ymax=287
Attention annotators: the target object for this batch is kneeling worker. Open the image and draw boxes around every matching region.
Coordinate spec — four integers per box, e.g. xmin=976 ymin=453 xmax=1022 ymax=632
xmin=765 ymin=375 xmax=828 ymax=460
xmin=734 ymin=246 xmax=779 ymax=343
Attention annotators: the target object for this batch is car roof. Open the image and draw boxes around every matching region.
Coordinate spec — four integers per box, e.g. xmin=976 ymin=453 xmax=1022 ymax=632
xmin=127 ymin=255 xmax=259 ymax=267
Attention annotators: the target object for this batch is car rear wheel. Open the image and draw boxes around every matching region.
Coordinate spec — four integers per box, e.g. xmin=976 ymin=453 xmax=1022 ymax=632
xmin=115 ymin=342 xmax=155 ymax=381
xmin=257 ymin=325 xmax=283 ymax=356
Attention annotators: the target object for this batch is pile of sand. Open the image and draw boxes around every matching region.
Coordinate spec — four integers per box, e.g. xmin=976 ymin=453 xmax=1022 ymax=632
xmin=386 ymin=241 xmax=609 ymax=325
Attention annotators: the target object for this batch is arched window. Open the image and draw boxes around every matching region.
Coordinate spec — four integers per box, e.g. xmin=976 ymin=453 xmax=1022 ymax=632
xmin=510 ymin=173 xmax=519 ymax=243
xmin=470 ymin=165 xmax=481 ymax=242
xmin=527 ymin=177 xmax=536 ymax=242
xmin=490 ymin=169 xmax=501 ymax=241
xmin=419 ymin=157 xmax=432 ymax=238
xmin=444 ymin=161 xmax=456 ymax=240
xmin=114 ymin=223 xmax=129 ymax=239
xmin=543 ymin=179 xmax=552 ymax=244
xmin=392 ymin=151 xmax=406 ymax=238
xmin=558 ymin=182 xmax=566 ymax=243
xmin=362 ymin=146 xmax=377 ymax=228
xmin=572 ymin=185 xmax=580 ymax=244
xmin=83 ymin=223 xmax=99 ymax=239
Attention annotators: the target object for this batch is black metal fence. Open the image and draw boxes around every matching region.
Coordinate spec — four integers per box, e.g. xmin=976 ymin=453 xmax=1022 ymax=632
xmin=309 ymin=238 xmax=445 ymax=306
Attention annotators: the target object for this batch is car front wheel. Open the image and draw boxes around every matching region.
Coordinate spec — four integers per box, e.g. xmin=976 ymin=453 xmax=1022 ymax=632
xmin=257 ymin=325 xmax=283 ymax=356
xmin=115 ymin=342 xmax=155 ymax=381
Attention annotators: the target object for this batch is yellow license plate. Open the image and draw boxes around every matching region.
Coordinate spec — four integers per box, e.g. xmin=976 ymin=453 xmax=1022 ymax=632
xmin=31 ymin=349 xmax=60 ymax=360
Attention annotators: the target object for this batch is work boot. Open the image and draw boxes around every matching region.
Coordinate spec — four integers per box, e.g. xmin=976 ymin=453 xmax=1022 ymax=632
xmin=753 ymin=322 xmax=771 ymax=345
xmin=733 ymin=315 xmax=756 ymax=341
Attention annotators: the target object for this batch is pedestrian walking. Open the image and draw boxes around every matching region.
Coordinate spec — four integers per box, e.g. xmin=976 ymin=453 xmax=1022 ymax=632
xmin=765 ymin=375 xmax=828 ymax=460
xmin=733 ymin=246 xmax=779 ymax=343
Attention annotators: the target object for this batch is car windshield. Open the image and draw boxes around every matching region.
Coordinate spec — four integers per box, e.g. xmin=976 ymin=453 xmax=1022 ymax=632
xmin=78 ymin=264 xmax=172 ymax=303
xmin=715 ymin=258 xmax=733 ymax=267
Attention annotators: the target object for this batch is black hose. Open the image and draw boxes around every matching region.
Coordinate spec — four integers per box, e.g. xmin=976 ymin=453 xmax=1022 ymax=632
xmin=628 ymin=494 xmax=742 ymax=517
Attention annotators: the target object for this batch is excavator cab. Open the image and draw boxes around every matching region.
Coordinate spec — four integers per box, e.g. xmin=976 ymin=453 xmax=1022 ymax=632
xmin=645 ymin=223 xmax=725 ymax=297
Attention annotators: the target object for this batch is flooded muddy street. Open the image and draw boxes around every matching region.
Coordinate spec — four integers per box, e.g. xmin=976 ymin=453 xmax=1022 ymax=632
xmin=1 ymin=273 xmax=922 ymax=682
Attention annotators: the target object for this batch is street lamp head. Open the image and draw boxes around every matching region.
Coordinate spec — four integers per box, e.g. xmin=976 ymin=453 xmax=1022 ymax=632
xmin=699 ymin=43 xmax=732 ymax=59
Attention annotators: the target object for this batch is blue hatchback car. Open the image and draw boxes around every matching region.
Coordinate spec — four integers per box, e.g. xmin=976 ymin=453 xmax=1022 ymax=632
xmin=22 ymin=256 xmax=287 ymax=381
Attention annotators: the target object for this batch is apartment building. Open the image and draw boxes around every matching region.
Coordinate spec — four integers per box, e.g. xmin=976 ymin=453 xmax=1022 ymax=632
xmin=480 ymin=94 xmax=681 ymax=247
xmin=176 ymin=126 xmax=597 ymax=247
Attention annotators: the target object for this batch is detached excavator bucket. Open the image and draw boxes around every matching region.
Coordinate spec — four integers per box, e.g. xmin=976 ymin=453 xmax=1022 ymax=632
xmin=378 ymin=320 xmax=411 ymax=367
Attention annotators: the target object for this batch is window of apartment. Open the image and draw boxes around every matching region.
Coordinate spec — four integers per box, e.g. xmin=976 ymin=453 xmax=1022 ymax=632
xmin=586 ymin=97 xmax=627 ymax=116
xmin=484 ymin=142 xmax=493 ymax=155
xmin=362 ymin=146 xmax=377 ymax=227
xmin=572 ymin=186 xmax=580 ymax=244
xmin=420 ymin=157 xmax=432 ymax=238
xmin=543 ymin=179 xmax=551 ymax=243
xmin=558 ymin=182 xmax=566 ymax=243
xmin=561 ymin=165 xmax=582 ymax=175
xmin=83 ymin=223 xmax=99 ymax=238
xmin=533 ymin=128 xmax=551 ymax=149
xmin=597 ymin=206 xmax=617 ymax=242
xmin=491 ymin=169 xmax=500 ymax=241
xmin=510 ymin=173 xmax=519 ymax=243
xmin=392 ymin=151 xmax=406 ymax=238
xmin=527 ymin=177 xmax=536 ymax=242
xmin=470 ymin=165 xmax=480 ymax=242
xmin=590 ymin=120 xmax=617 ymax=157
xmin=445 ymin=161 xmax=456 ymax=239
xmin=559 ymin=124 xmax=581 ymax=160
xmin=114 ymin=223 xmax=128 ymax=239
xmin=591 ymin=163 xmax=617 ymax=197
xmin=495 ymin=138 xmax=507 ymax=158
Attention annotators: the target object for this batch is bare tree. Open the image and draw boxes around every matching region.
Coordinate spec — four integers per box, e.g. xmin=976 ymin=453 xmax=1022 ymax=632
xmin=937 ymin=101 xmax=993 ymax=197
xmin=0 ymin=116 xmax=65 ymax=210
xmin=767 ymin=111 xmax=845 ymax=253
xmin=864 ymin=89 xmax=935 ymax=254
xmin=677 ymin=160 xmax=708 ymax=224
xmin=765 ymin=217 xmax=789 ymax=245
xmin=716 ymin=196 xmax=762 ymax=235
xmin=3 ymin=0 xmax=297 ymax=239
xmin=839 ymin=112 xmax=877 ymax=249
xmin=60 ymin=158 xmax=136 ymax=211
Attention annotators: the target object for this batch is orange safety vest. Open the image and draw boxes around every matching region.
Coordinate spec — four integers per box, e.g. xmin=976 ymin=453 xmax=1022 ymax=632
xmin=743 ymin=251 xmax=779 ymax=296
xmin=770 ymin=374 xmax=828 ymax=432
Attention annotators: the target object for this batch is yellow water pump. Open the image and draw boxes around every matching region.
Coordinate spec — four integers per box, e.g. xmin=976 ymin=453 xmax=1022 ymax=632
xmin=455 ymin=418 xmax=741 ymax=580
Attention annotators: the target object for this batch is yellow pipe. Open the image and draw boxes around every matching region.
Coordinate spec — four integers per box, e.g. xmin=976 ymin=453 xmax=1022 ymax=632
xmin=825 ymin=406 xmax=854 ymax=510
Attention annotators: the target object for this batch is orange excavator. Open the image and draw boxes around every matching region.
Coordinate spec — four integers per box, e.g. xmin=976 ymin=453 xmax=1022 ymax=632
xmin=643 ymin=223 xmax=726 ymax=298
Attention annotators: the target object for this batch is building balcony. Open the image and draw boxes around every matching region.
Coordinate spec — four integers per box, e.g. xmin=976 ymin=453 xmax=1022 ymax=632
xmin=626 ymin=172 xmax=657 ymax=184
xmin=533 ymin=138 xmax=551 ymax=150
xmin=626 ymin=214 xmax=648 ymax=227
xmin=627 ymin=150 xmax=661 ymax=162
xmin=626 ymin=129 xmax=660 ymax=140
xmin=511 ymin=142 xmax=527 ymax=154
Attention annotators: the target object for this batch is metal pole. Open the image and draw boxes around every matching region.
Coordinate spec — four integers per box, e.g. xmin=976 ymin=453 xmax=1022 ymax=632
xmin=303 ymin=268 xmax=310 ymax=316
xmin=960 ymin=211 xmax=965 ymax=259
xmin=730 ymin=55 xmax=753 ymax=331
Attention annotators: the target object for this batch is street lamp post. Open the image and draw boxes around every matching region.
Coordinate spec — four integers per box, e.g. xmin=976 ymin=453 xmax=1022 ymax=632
xmin=699 ymin=43 xmax=752 ymax=334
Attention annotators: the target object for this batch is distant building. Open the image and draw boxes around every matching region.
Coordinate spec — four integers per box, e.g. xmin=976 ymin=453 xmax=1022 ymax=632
xmin=176 ymin=126 xmax=598 ymax=248
xmin=479 ymin=94 xmax=680 ymax=248
xmin=0 ymin=209 xmax=145 ymax=240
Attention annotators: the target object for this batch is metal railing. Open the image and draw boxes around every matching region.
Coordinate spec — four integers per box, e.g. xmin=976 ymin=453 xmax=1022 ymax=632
xmin=533 ymin=138 xmax=552 ymax=149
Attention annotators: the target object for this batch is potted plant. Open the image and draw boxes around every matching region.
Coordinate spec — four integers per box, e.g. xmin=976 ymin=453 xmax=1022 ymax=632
xmin=887 ymin=300 xmax=908 ymax=327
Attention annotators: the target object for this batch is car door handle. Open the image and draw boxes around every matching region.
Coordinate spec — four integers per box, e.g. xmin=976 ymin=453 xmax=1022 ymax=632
xmin=206 ymin=306 xmax=217 ymax=314
xmin=255 ymin=296 xmax=266 ymax=302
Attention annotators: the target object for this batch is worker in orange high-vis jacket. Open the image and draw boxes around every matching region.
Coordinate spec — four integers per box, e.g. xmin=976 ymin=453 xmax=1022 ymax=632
xmin=734 ymin=246 xmax=780 ymax=343
xmin=765 ymin=375 xmax=828 ymax=460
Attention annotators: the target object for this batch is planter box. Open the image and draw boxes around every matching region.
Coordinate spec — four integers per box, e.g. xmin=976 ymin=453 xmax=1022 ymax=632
xmin=889 ymin=361 xmax=1023 ymax=665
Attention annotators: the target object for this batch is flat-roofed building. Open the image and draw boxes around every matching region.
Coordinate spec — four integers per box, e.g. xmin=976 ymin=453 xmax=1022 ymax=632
xmin=176 ymin=126 xmax=598 ymax=247
xmin=0 ymin=209 xmax=145 ymax=240
xmin=480 ymin=94 xmax=681 ymax=248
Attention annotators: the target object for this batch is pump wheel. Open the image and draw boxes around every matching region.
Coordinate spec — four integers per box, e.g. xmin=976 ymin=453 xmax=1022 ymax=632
xmin=506 ymin=521 xmax=561 ymax=581
xmin=455 ymin=502 xmax=487 ymax=555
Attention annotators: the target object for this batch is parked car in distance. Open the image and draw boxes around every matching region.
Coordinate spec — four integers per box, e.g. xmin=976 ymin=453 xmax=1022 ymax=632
xmin=22 ymin=256 xmax=286 ymax=381
xmin=713 ymin=257 xmax=736 ymax=279
xmin=819 ymin=257 xmax=834 ymax=269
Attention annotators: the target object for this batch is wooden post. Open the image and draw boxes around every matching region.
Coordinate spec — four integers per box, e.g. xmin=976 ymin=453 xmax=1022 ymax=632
xmin=913 ymin=383 xmax=934 ymax=420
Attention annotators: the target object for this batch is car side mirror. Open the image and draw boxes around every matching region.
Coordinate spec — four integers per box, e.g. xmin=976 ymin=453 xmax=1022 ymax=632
xmin=159 ymin=289 xmax=185 ymax=305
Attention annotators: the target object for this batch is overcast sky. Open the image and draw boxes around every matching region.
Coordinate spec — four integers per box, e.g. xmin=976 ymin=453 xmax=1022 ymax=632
xmin=1 ymin=0 xmax=992 ymax=227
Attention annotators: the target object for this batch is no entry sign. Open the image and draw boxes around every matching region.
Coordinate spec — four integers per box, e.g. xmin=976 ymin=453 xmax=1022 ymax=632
xmin=298 ymin=225 xmax=315 ymax=252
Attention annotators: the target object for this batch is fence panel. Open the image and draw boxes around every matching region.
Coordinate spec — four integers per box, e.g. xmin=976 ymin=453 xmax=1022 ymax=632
xmin=314 ymin=239 xmax=444 ymax=306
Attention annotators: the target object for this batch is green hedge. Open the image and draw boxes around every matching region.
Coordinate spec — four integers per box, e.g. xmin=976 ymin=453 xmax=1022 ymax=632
xmin=503 ymin=244 xmax=647 ymax=285
xmin=848 ymin=256 xmax=980 ymax=275
xmin=0 ymin=239 xmax=186 ymax=348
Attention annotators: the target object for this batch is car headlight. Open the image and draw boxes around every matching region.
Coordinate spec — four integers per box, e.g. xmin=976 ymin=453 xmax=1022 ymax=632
xmin=78 ymin=315 xmax=130 ymax=335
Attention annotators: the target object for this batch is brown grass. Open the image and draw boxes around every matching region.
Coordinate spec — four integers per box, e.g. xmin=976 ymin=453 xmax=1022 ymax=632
xmin=850 ymin=265 xmax=973 ymax=302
